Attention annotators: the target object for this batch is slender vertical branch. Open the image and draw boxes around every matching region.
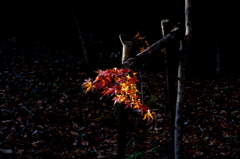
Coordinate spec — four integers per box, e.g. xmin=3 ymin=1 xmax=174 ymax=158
xmin=117 ymin=103 xmax=128 ymax=159
xmin=161 ymin=19 xmax=171 ymax=114
xmin=185 ymin=0 xmax=192 ymax=38
xmin=216 ymin=34 xmax=220 ymax=75
xmin=117 ymin=35 xmax=133 ymax=159
xmin=69 ymin=0 xmax=88 ymax=64
xmin=174 ymin=0 xmax=192 ymax=159
xmin=138 ymin=71 xmax=144 ymax=104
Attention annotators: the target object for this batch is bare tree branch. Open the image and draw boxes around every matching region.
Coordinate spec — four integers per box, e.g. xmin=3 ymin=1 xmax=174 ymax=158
xmin=122 ymin=25 xmax=182 ymax=69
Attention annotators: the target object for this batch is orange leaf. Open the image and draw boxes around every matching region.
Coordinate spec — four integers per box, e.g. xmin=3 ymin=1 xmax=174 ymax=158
xmin=134 ymin=31 xmax=140 ymax=39
xmin=143 ymin=110 xmax=154 ymax=121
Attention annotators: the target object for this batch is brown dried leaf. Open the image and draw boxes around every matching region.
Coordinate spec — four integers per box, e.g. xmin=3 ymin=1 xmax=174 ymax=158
xmin=72 ymin=122 xmax=78 ymax=128
xmin=71 ymin=131 xmax=79 ymax=136
xmin=81 ymin=138 xmax=89 ymax=146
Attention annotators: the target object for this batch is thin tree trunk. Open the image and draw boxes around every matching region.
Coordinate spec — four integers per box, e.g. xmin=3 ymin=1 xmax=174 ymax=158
xmin=0 ymin=109 xmax=2 ymax=127
xmin=174 ymin=0 xmax=192 ymax=158
xmin=117 ymin=36 xmax=133 ymax=159
xmin=216 ymin=34 xmax=220 ymax=75
xmin=117 ymin=104 xmax=128 ymax=159
xmin=161 ymin=19 xmax=171 ymax=114
xmin=174 ymin=40 xmax=185 ymax=159
xmin=69 ymin=0 xmax=88 ymax=64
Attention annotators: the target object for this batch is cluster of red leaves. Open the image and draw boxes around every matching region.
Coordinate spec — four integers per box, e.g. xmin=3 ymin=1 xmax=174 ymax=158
xmin=82 ymin=68 xmax=155 ymax=121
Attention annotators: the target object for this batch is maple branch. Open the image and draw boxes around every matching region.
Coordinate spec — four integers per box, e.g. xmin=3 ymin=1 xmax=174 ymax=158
xmin=122 ymin=24 xmax=182 ymax=69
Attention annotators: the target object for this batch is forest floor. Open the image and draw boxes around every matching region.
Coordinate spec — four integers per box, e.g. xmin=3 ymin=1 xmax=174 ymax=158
xmin=0 ymin=39 xmax=240 ymax=159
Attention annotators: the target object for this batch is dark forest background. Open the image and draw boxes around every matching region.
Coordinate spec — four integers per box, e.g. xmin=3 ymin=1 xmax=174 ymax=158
xmin=0 ymin=0 xmax=238 ymax=76
xmin=1 ymin=1 xmax=240 ymax=158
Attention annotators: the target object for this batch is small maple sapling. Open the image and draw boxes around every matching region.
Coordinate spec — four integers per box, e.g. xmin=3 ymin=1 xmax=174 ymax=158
xmin=82 ymin=68 xmax=155 ymax=121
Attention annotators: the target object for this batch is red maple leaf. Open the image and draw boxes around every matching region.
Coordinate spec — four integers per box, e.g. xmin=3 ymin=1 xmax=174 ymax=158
xmin=112 ymin=95 xmax=125 ymax=105
xmin=116 ymin=77 xmax=127 ymax=84
xmin=124 ymin=100 xmax=132 ymax=109
xmin=117 ymin=68 xmax=131 ymax=76
xmin=93 ymin=75 xmax=101 ymax=83
xmin=127 ymin=75 xmax=139 ymax=84
xmin=82 ymin=78 xmax=92 ymax=86
xmin=101 ymin=85 xmax=120 ymax=97
xmin=140 ymin=105 xmax=149 ymax=115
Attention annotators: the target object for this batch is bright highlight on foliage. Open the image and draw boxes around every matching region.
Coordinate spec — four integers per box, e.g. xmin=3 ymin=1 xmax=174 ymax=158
xmin=134 ymin=31 xmax=150 ymax=52
xmin=82 ymin=68 xmax=155 ymax=121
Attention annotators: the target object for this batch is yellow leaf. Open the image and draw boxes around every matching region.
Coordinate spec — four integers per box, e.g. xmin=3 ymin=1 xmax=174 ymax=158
xmin=120 ymin=95 xmax=127 ymax=102
xmin=148 ymin=112 xmax=154 ymax=120
xmin=143 ymin=114 xmax=148 ymax=120
xmin=121 ymin=83 xmax=129 ymax=92
xmin=139 ymin=47 xmax=146 ymax=52
xmin=143 ymin=110 xmax=154 ymax=121
xmin=84 ymin=82 xmax=95 ymax=92
xmin=126 ymin=74 xmax=131 ymax=79
xmin=133 ymin=105 xmax=140 ymax=109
